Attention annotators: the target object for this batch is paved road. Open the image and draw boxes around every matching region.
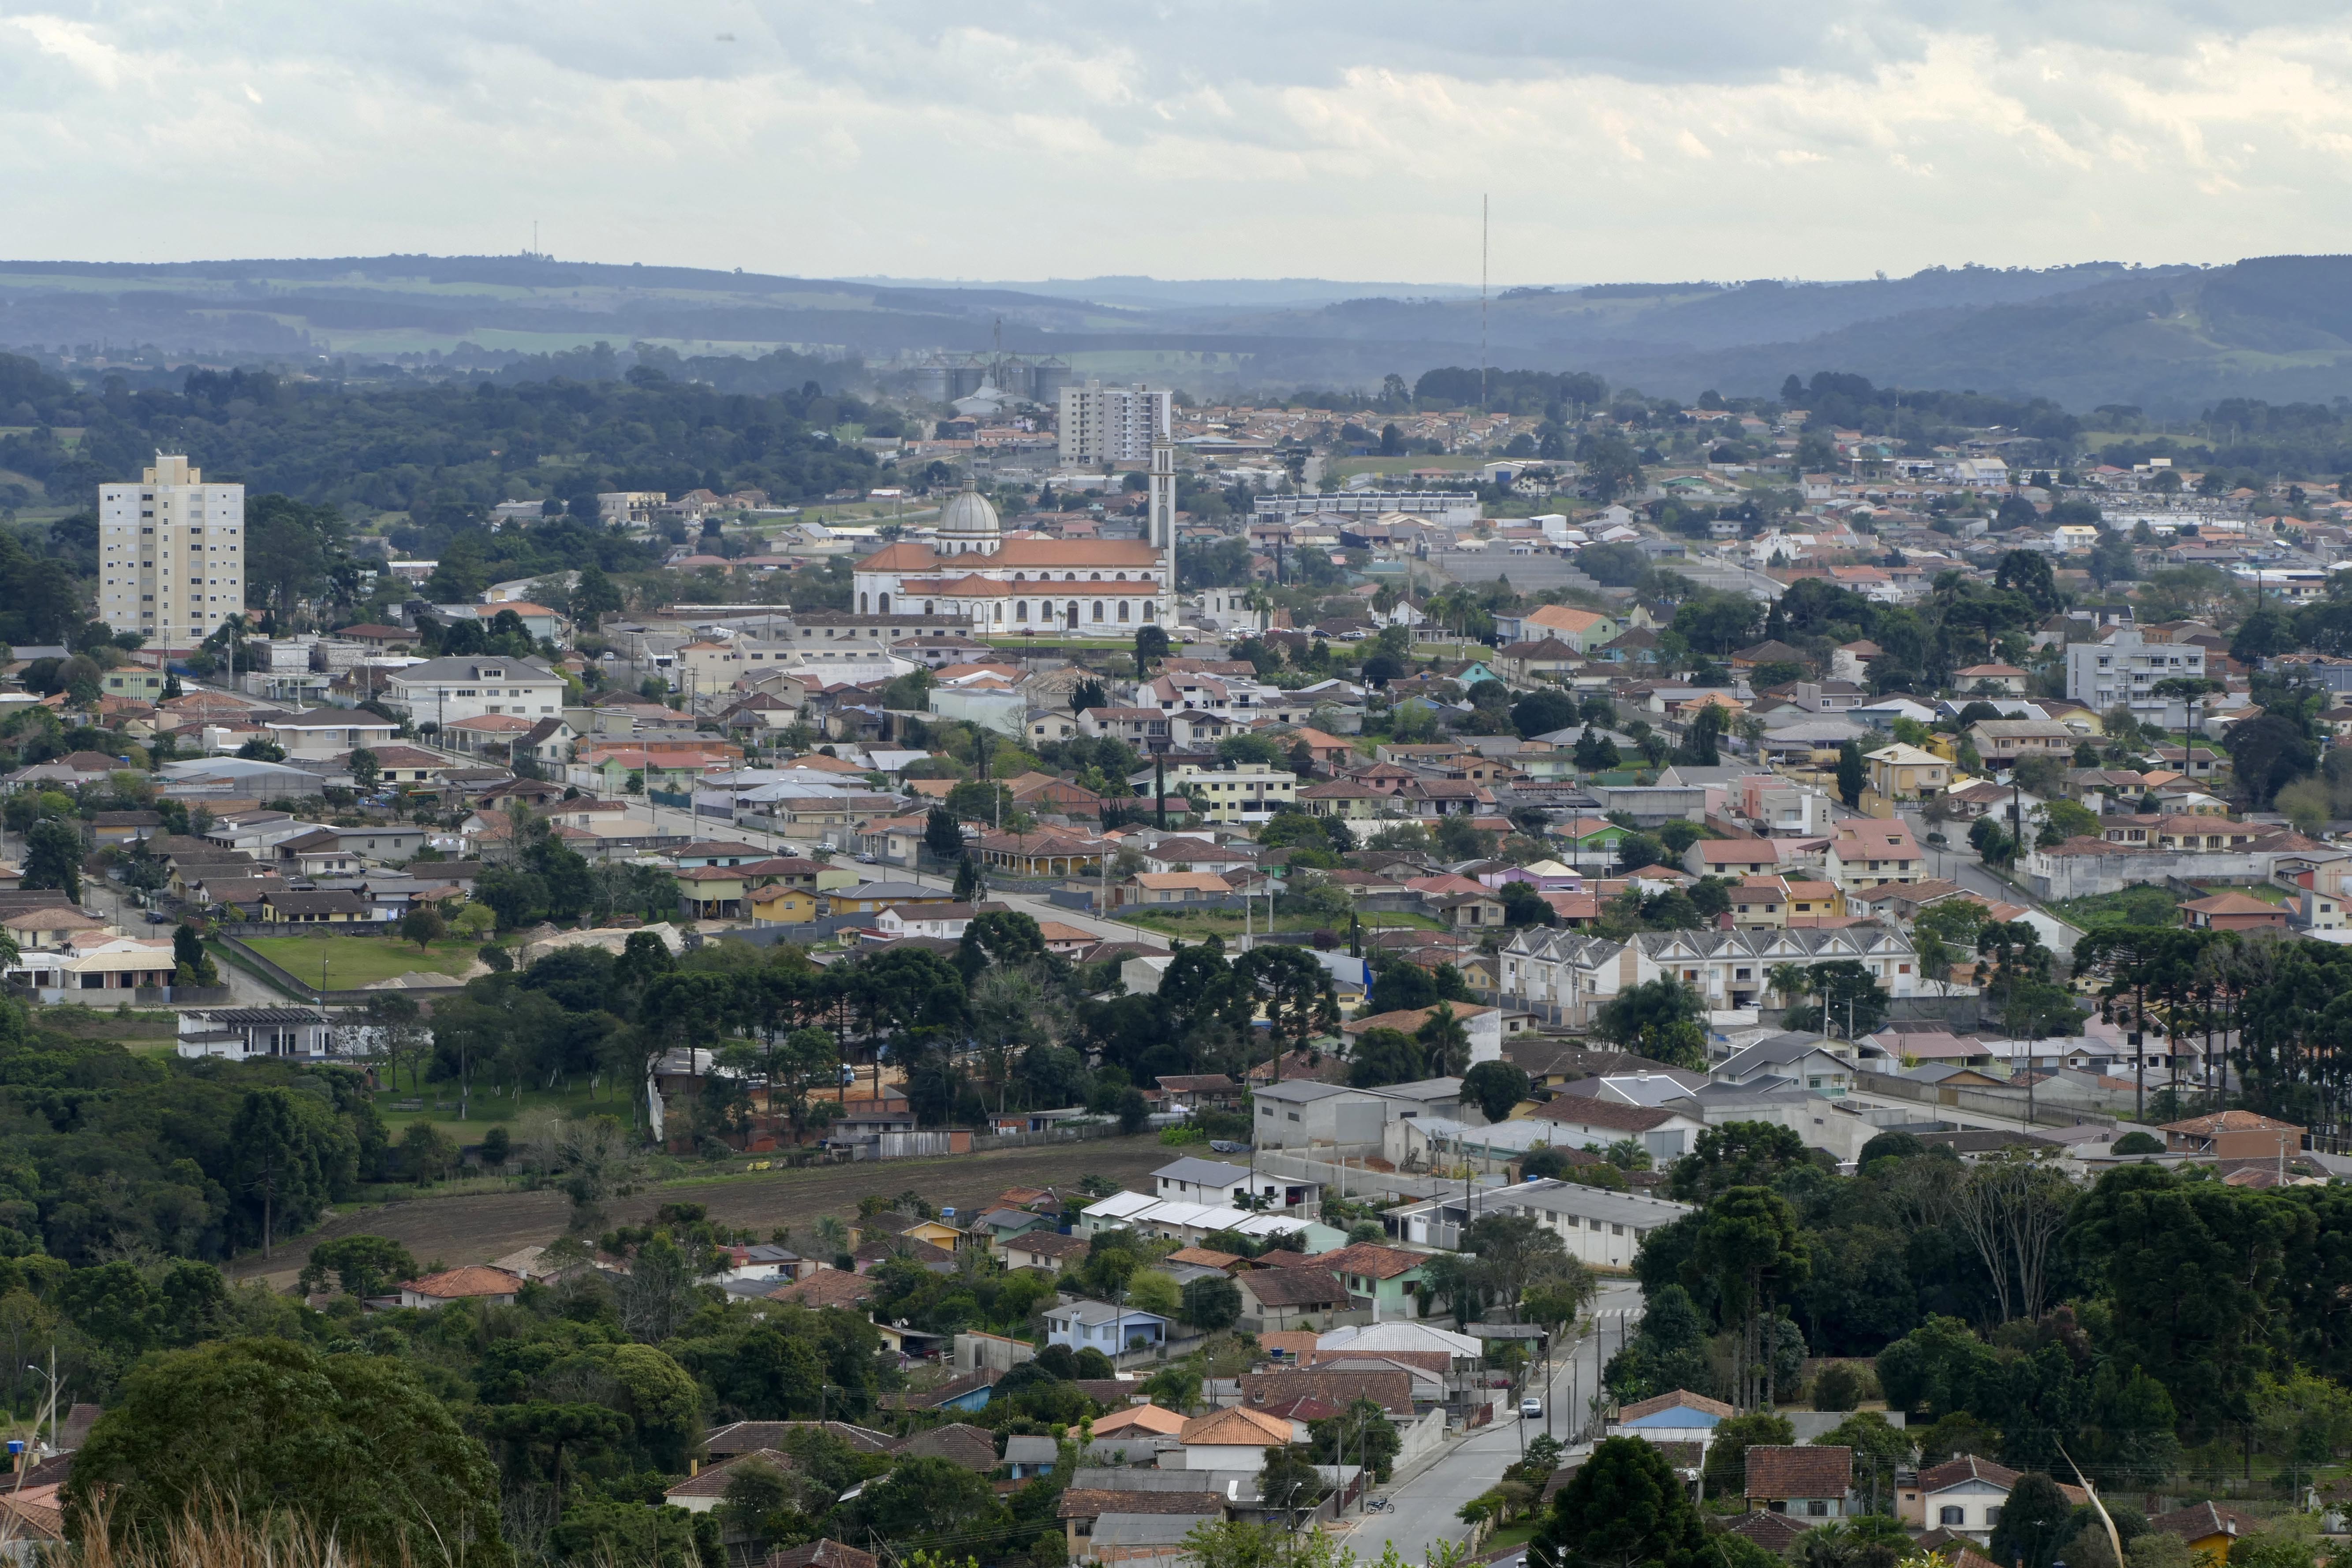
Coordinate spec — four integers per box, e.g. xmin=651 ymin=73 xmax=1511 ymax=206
xmin=1358 ymin=1280 xmax=1644 ymax=1565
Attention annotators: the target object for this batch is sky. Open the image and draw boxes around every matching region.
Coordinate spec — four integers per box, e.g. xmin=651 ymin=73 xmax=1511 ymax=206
xmin=7 ymin=1 xmax=2352 ymax=284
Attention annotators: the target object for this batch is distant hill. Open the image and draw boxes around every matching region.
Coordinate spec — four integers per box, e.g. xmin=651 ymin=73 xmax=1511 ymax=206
xmin=8 ymin=253 xmax=2352 ymax=414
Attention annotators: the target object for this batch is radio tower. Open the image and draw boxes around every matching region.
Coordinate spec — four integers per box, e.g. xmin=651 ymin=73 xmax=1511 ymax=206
xmin=1480 ymin=194 xmax=1489 ymax=410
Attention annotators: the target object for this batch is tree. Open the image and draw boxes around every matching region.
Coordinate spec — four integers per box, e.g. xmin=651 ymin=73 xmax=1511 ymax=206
xmin=1181 ymin=1273 xmax=1242 ymax=1333
xmin=1698 ymin=1411 xmax=1795 ymax=1501
xmin=1348 ymin=1027 xmax=1422 ymax=1089
xmin=1818 ymin=1411 xmax=1909 ymax=1515
xmin=1687 ymin=1186 xmax=1810 ymax=1409
xmin=1462 ymin=1060 xmax=1531 ymax=1122
xmin=1591 ymin=978 xmax=1705 ymax=1068
xmin=399 ymin=904 xmax=448 ymax=952
xmin=1417 ymin=1003 xmax=1473 ymax=1076
xmin=1257 ymin=1445 xmax=1326 ymax=1517
xmin=1988 ymin=1473 xmax=2076 ymax=1568
xmin=297 ymin=1235 xmax=418 ymax=1300
xmin=349 ymin=747 xmax=381 ymax=791
xmin=1536 ymin=1435 xmax=1707 ymax=1568
xmin=20 ymin=818 xmax=79 ymax=902
xmin=1128 ymin=621 xmax=1176 ymax=674
xmin=1836 ymin=741 xmax=1865 ymax=809
xmin=65 ymin=1337 xmax=506 ymax=1564
xmin=1670 ymin=1121 xmax=1810 ymax=1203
xmin=925 ymin=805 xmax=963 ymax=860
xmin=1463 ymin=1213 xmax=1573 ymax=1318
xmin=2224 ymin=713 xmax=2316 ymax=808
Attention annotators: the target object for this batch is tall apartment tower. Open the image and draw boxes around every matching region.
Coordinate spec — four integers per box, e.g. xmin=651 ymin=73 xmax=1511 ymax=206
xmin=1057 ymin=380 xmax=1172 ymax=467
xmin=99 ymin=454 xmax=246 ymax=648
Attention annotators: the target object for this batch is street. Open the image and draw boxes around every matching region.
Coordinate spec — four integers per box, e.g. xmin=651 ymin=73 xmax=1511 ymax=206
xmin=1357 ymin=1279 xmax=1645 ymax=1565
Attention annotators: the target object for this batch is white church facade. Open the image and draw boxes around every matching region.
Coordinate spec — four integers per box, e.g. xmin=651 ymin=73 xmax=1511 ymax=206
xmin=852 ymin=451 xmax=1180 ymax=635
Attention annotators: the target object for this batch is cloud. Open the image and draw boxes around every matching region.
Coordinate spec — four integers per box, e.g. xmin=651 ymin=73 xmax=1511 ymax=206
xmin=1 ymin=4 xmax=2351 ymax=280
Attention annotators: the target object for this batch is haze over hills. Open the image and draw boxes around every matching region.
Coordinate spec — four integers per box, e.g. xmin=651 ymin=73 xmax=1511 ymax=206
xmin=8 ymin=252 xmax=2352 ymax=414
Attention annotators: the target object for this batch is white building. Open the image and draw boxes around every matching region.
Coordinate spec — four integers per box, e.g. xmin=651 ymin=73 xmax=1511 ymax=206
xmin=1499 ymin=926 xmax=1929 ymax=1025
xmin=98 ymin=453 xmax=246 ymax=649
xmin=2066 ymin=628 xmax=2207 ymax=728
xmin=382 ymin=656 xmax=568 ymax=728
xmin=1057 ymin=381 xmax=1172 ymax=466
xmin=1161 ymin=762 xmax=1297 ymax=822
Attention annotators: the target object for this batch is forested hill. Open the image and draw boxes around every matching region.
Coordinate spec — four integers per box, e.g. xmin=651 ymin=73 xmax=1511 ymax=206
xmin=18 ymin=252 xmax=2352 ymax=411
xmin=0 ymin=353 xmax=881 ymax=524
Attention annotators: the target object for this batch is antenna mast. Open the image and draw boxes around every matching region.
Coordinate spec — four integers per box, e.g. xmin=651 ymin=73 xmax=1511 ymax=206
xmin=1480 ymin=194 xmax=1490 ymax=410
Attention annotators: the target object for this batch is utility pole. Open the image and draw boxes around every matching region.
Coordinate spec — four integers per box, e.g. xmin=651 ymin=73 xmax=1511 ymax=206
xmin=1479 ymin=194 xmax=1490 ymax=412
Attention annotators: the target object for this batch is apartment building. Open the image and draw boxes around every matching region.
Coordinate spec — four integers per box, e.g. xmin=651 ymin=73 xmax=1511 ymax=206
xmin=1161 ymin=762 xmax=1297 ymax=823
xmin=2065 ymin=627 xmax=2207 ymax=727
xmin=1057 ymin=381 xmax=1172 ymax=466
xmin=1500 ymin=926 xmax=1926 ymax=1026
xmin=384 ymin=657 xmax=569 ymax=727
xmin=98 ymin=454 xmax=246 ymax=649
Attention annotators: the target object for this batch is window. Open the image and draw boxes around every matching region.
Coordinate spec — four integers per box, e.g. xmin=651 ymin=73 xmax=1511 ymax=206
xmin=1985 ymin=1508 xmax=2001 ymax=1528
xmin=1807 ymin=1503 xmax=1830 ymax=1518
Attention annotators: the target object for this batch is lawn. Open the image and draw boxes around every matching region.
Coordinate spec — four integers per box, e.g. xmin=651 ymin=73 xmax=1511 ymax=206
xmin=370 ymin=1073 xmax=624 ymax=1145
xmin=2048 ymin=885 xmax=2187 ymax=929
xmin=237 ymin=934 xmax=485 ymax=989
xmin=31 ymin=1002 xmax=178 ymax=1055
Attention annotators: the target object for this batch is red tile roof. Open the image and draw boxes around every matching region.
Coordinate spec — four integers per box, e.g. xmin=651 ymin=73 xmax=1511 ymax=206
xmin=1744 ymin=1445 xmax=1852 ymax=1498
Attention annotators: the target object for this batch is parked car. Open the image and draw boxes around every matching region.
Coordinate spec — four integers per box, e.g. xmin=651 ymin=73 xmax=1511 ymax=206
xmin=1519 ymin=1397 xmax=1543 ymax=1419
xmin=144 ymin=910 xmax=173 ymax=924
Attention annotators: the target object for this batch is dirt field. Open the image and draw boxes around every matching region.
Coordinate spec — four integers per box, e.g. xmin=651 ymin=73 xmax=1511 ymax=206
xmin=232 ymin=1135 xmax=1176 ymax=1288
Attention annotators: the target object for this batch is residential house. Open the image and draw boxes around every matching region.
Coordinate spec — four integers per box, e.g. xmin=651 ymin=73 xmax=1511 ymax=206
xmin=1234 ymin=1265 xmax=1351 ymax=1331
xmin=1044 ymin=1300 xmax=1170 ymax=1356
xmin=398 ymin=1266 xmax=524 ymax=1309
xmin=1863 ymin=744 xmax=1949 ymax=806
xmin=1746 ymin=1445 xmax=1853 ymax=1519
xmin=1174 ymin=1407 xmax=1294 ymax=1471
xmin=2161 ymin=1110 xmax=2303 ymax=1161
xmin=2179 ymin=892 xmax=2287 ymax=932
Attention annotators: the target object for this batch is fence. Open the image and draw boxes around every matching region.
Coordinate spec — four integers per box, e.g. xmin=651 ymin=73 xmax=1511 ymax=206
xmin=1853 ymin=1067 xmax=2117 ymax=1131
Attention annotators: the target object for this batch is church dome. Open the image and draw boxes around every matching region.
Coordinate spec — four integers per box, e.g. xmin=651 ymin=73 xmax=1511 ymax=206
xmin=937 ymin=478 xmax=1001 ymax=554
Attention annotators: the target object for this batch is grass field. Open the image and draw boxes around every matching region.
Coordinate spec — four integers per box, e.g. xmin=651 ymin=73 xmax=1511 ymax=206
xmin=231 ymin=1133 xmax=1177 ymax=1288
xmin=2048 ymin=885 xmax=2186 ymax=928
xmin=369 ymin=1075 xmax=625 ymax=1142
xmin=238 ymin=934 xmax=483 ymax=989
xmin=31 ymin=1003 xmax=178 ymax=1055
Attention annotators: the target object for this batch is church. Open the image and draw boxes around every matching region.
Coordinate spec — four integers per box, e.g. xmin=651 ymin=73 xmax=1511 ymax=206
xmin=851 ymin=471 xmax=1176 ymax=634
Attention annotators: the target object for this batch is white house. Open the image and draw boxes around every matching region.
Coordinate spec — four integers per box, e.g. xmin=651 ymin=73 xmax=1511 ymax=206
xmin=1044 ymin=1300 xmax=1169 ymax=1355
xmin=1151 ymin=1157 xmax=1254 ymax=1206
xmin=383 ymin=656 xmax=568 ymax=728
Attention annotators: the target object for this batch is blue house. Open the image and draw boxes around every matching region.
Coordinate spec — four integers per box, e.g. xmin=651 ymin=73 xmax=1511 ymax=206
xmin=1044 ymin=1299 xmax=1169 ymax=1355
xmin=1607 ymin=1388 xmax=1736 ymax=1455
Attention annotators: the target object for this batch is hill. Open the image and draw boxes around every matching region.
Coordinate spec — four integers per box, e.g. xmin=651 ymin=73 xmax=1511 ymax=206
xmin=11 ymin=253 xmax=2352 ymax=413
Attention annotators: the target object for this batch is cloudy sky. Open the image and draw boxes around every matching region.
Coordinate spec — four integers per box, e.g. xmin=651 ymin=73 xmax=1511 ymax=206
xmin=5 ymin=1 xmax=2350 ymax=284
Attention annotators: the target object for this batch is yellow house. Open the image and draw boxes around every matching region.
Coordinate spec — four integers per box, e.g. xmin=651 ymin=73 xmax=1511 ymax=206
xmin=750 ymin=887 xmax=825 ymax=927
xmin=1864 ymin=743 xmax=1950 ymax=813
xmin=676 ymin=865 xmax=751 ymax=920
xmin=814 ymin=864 xmax=861 ymax=893
xmin=896 ymin=1218 xmax=967 ymax=1251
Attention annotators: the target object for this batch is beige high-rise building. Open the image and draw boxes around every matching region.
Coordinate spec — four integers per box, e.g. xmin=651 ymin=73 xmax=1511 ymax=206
xmin=1057 ymin=381 xmax=1171 ymax=467
xmin=99 ymin=454 xmax=246 ymax=648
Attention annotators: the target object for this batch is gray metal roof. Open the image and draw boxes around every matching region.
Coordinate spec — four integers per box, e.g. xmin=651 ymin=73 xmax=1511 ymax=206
xmin=1091 ymin=1516 xmax=1217 ymax=1546
xmin=1150 ymin=1157 xmax=1254 ymax=1187
xmin=1004 ymin=1436 xmax=1061 ymax=1464
xmin=1408 ymin=1176 xmax=1694 ymax=1228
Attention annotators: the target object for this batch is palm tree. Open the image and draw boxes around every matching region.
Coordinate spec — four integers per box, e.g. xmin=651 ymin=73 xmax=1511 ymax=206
xmin=1416 ymin=1003 xmax=1472 ymax=1077
xmin=1767 ymin=963 xmax=1810 ymax=1016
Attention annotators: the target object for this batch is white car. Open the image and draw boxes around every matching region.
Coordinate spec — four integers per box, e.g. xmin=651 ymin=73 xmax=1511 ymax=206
xmin=1519 ymin=1397 xmax=1543 ymax=1419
